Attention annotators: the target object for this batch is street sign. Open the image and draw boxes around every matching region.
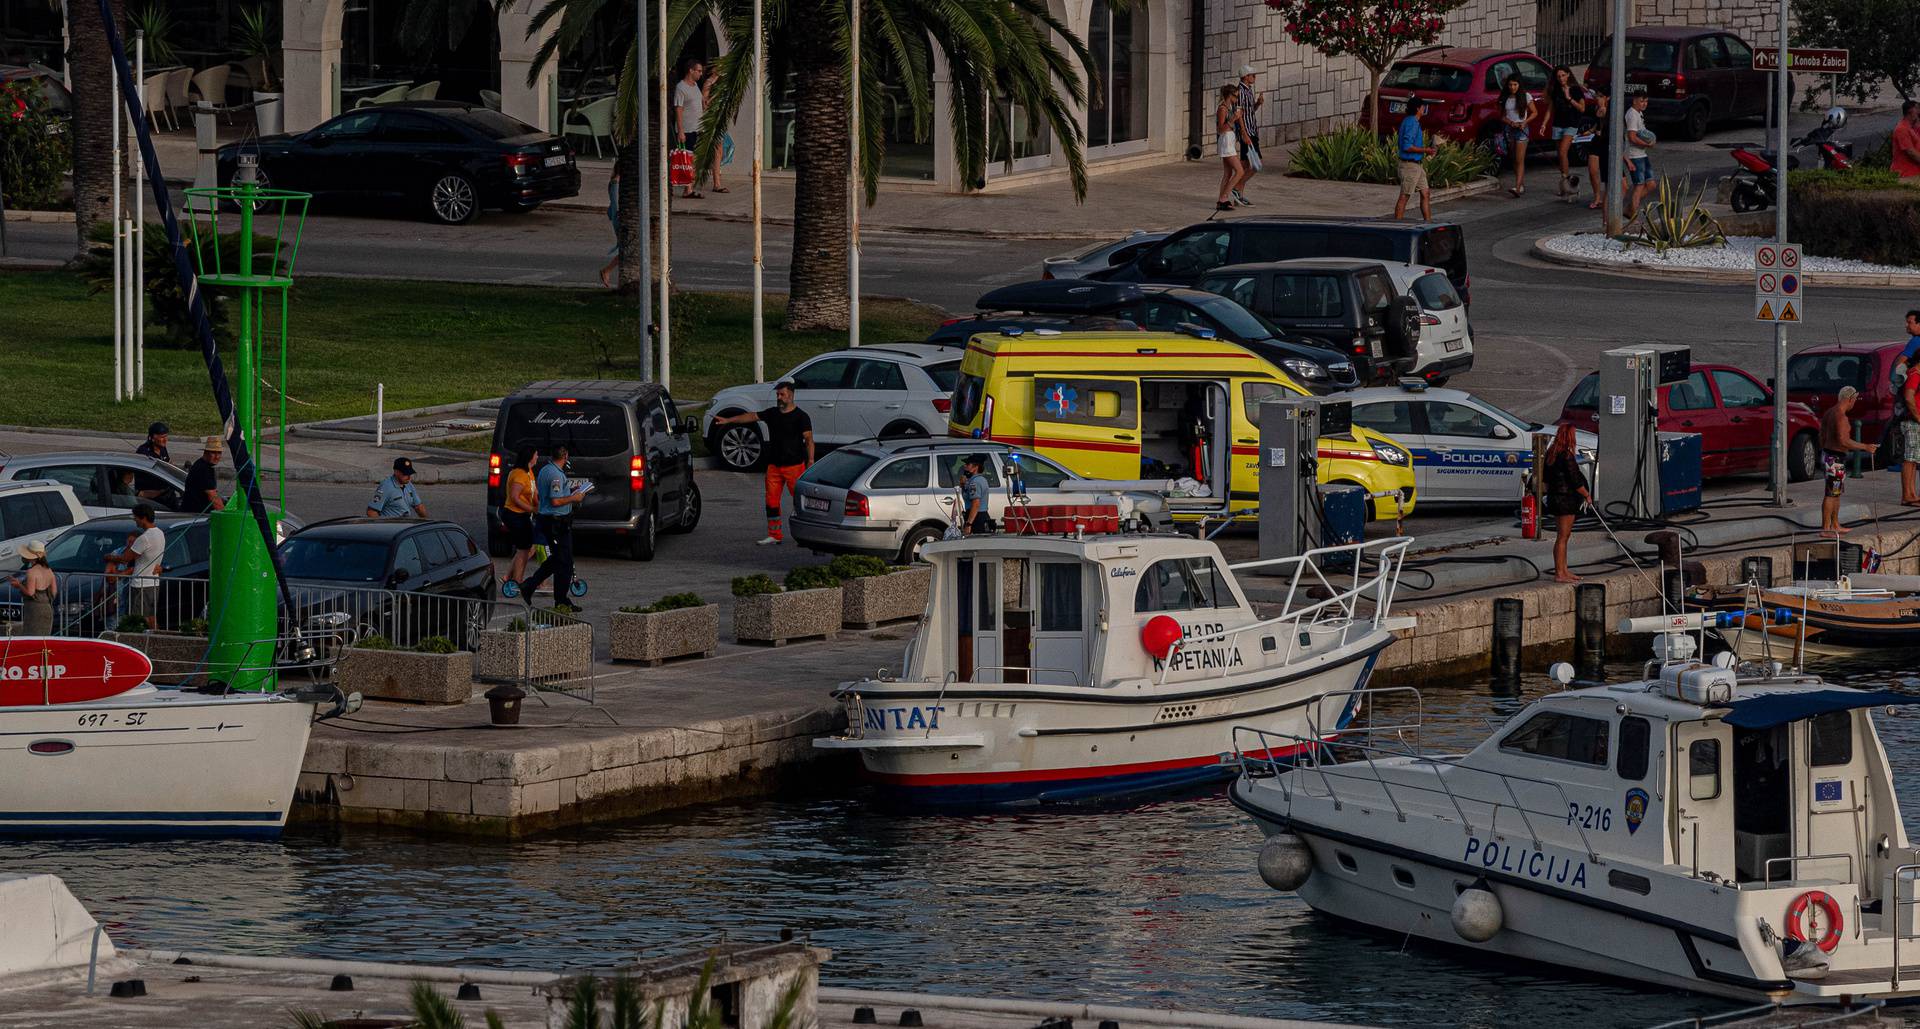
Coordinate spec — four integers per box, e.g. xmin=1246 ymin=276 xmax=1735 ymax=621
xmin=1755 ymin=243 xmax=1805 ymax=322
xmin=1752 ymin=48 xmax=1850 ymax=74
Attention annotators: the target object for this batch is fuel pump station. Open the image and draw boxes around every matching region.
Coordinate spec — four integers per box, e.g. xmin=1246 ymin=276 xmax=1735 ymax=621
xmin=1257 ymin=396 xmax=1359 ymax=562
xmin=1595 ymin=344 xmax=1702 ymax=520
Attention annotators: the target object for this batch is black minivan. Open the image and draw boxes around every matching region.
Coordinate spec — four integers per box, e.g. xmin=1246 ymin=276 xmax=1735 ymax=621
xmin=486 ymin=380 xmax=700 ymax=561
xmin=1094 ymin=216 xmax=1470 ymax=305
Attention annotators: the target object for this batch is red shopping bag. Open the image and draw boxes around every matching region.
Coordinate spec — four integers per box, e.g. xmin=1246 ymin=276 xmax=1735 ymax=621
xmin=669 ymin=147 xmax=696 ymax=187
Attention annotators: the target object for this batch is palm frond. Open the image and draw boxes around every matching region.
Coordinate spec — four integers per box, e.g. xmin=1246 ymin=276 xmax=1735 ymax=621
xmin=284 ymin=1010 xmax=330 ymax=1029
xmin=765 ymin=976 xmax=806 ymax=1029
xmin=682 ymin=959 xmax=719 ymax=1029
xmin=486 ymin=1012 xmax=510 ymax=1029
xmin=409 ymin=980 xmax=469 ymax=1029
xmin=610 ymin=975 xmax=651 ymax=1029
xmin=566 ymin=975 xmax=603 ymax=1029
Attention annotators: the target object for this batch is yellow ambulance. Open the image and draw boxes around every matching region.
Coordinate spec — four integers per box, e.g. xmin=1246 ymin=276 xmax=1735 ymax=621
xmin=946 ymin=329 xmax=1416 ymax=521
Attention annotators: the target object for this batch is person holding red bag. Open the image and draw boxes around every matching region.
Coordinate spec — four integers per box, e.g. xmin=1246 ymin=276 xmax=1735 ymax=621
xmin=673 ymin=59 xmax=708 ymax=199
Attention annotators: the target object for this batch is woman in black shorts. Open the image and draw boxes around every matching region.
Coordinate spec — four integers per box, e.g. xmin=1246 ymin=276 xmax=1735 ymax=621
xmin=501 ymin=447 xmax=540 ymax=585
xmin=1542 ymin=424 xmax=1591 ymax=583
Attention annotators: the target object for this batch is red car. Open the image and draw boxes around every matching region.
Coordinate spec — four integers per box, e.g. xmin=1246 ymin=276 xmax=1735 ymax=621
xmin=1372 ymin=46 xmax=1554 ymax=148
xmin=1788 ymin=341 xmax=1908 ymax=448
xmin=1582 ymin=27 xmax=1771 ymax=141
xmin=1559 ymin=364 xmax=1822 ymax=481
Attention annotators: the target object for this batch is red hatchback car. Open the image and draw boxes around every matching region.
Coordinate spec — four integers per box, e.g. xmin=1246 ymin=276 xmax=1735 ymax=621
xmin=1582 ymin=27 xmax=1771 ymax=140
xmin=1559 ymin=364 xmax=1823 ymax=481
xmin=1788 ymin=341 xmax=1909 ymax=449
xmin=1372 ymin=46 xmax=1554 ymax=148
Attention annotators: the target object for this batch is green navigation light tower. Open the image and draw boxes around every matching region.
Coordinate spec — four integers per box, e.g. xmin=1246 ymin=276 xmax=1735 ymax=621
xmin=184 ymin=155 xmax=310 ymax=692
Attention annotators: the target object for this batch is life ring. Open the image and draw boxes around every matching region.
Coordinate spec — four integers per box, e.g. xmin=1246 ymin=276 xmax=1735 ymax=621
xmin=1785 ymin=890 xmax=1844 ymax=953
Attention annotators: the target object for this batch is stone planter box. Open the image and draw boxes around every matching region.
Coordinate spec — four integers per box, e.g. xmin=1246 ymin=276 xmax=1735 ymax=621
xmin=732 ymin=587 xmax=841 ymax=646
xmin=101 ymin=630 xmax=210 ymax=687
xmin=336 ymin=647 xmax=475 ymax=704
xmin=475 ymin=622 xmax=594 ymax=683
xmin=841 ymin=566 xmax=932 ymax=628
xmin=610 ymin=604 xmax=719 ymax=665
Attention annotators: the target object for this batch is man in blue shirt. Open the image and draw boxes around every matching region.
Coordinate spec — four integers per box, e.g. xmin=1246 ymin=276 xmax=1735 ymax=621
xmin=366 ymin=457 xmax=429 ymax=518
xmin=1392 ymin=96 xmax=1436 ymax=221
xmin=519 ymin=446 xmax=588 ymax=607
xmin=1902 ymin=310 xmax=1920 ymax=363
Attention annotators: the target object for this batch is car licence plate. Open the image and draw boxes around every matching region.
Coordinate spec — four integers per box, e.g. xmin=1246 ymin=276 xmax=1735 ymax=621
xmin=545 ymin=155 xmax=568 ymax=167
xmin=1388 ymin=101 xmax=1406 ymax=114
xmin=1625 ymin=83 xmax=1647 ymax=95
xmin=1445 ymin=340 xmax=1464 ymax=353
xmin=802 ymin=496 xmax=830 ymax=513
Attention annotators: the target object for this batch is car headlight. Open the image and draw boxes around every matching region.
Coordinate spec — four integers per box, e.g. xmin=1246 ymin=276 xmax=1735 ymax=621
xmin=1282 ymin=358 xmax=1329 ymax=381
xmin=1372 ymin=443 xmax=1410 ymax=466
xmin=306 ymin=611 xmax=351 ymax=629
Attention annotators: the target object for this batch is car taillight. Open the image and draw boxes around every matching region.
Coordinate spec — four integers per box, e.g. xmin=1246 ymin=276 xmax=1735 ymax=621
xmin=981 ymin=395 xmax=995 ymax=433
xmin=506 ymin=153 xmax=538 ymax=176
xmin=1672 ymin=73 xmax=1686 ymax=97
xmin=932 ymin=397 xmax=952 ymax=414
xmin=845 ymin=491 xmax=870 ymax=517
xmin=1448 ymin=103 xmax=1470 ymax=122
xmin=939 ymin=317 xmax=966 ymax=327
xmin=1041 ymin=267 xmax=1053 ymax=280
xmin=488 ymin=453 xmax=502 ymax=488
xmin=1419 ymin=314 xmax=1441 ymax=326
xmin=630 ymin=455 xmax=645 ymax=490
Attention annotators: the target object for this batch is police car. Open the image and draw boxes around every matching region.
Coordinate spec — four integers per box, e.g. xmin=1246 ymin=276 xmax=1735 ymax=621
xmin=1346 ymin=383 xmax=1595 ymax=506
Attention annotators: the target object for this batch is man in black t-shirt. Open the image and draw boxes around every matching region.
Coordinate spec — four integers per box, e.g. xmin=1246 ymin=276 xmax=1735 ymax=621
xmin=713 ymin=381 xmax=815 ymax=545
xmin=182 ymin=436 xmax=226 ymax=513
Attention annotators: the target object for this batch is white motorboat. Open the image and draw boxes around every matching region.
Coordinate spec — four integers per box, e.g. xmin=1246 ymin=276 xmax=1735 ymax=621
xmin=1232 ymin=612 xmax=1920 ymax=1004
xmin=814 ymin=531 xmax=1412 ymax=806
xmin=0 ymin=637 xmax=341 ymax=836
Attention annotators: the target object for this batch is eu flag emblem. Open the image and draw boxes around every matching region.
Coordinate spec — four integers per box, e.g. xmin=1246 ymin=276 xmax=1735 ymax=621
xmin=1815 ymin=780 xmax=1844 ymax=803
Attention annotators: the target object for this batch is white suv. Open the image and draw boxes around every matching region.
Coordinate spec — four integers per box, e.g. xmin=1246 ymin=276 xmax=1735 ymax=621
xmin=0 ymin=480 xmax=87 ymax=572
xmin=702 ymin=344 xmax=961 ymax=471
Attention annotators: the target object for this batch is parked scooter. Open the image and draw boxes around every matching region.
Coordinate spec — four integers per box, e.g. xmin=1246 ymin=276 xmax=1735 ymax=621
xmin=1728 ymin=107 xmax=1853 ymax=212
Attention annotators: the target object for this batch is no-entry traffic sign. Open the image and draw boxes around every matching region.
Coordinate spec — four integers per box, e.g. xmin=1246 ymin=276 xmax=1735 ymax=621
xmin=1755 ymin=243 xmax=1806 ymax=322
xmin=1752 ymin=48 xmax=1850 ymax=74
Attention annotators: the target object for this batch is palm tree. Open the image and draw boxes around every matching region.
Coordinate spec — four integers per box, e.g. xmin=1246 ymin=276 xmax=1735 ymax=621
xmin=517 ymin=0 xmax=1094 ymax=330
xmin=67 ymin=0 xmax=129 ymax=260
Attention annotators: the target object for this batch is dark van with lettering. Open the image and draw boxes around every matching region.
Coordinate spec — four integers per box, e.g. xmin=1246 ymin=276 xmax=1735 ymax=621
xmin=486 ymin=380 xmax=701 ymax=561
xmin=1092 ymin=216 xmax=1470 ymax=307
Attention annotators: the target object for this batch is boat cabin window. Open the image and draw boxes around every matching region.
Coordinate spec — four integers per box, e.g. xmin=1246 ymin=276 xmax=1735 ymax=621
xmin=1617 ymin=716 xmax=1650 ymax=780
xmin=1134 ymin=557 xmax=1238 ymax=612
xmin=1810 ymin=710 xmax=1853 ymax=766
xmin=1689 ymin=739 xmax=1722 ymax=800
xmin=1499 ymin=711 xmax=1610 ymax=767
xmin=1039 ymin=563 xmax=1082 ymax=632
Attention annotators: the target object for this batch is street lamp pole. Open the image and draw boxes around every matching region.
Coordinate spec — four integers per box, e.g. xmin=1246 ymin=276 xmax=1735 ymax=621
xmin=848 ymin=0 xmax=861 ymax=348
xmin=1604 ymin=0 xmax=1625 ymax=237
xmin=658 ymin=0 xmax=672 ymax=386
xmin=1769 ymin=0 xmax=1790 ymax=505
xmin=636 ymin=0 xmax=653 ymax=382
xmin=752 ymin=0 xmax=764 ymax=382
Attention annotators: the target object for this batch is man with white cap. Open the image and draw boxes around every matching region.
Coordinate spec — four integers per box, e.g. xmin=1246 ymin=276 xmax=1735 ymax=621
xmin=184 ymin=436 xmax=226 ymax=513
xmin=1235 ymin=65 xmax=1264 ymax=206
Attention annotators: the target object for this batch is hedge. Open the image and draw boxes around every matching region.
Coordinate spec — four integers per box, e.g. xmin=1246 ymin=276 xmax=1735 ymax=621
xmin=1789 ymin=176 xmax=1920 ymax=267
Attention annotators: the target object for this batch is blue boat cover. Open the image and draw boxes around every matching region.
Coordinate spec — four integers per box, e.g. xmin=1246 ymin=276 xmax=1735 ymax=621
xmin=1721 ymin=690 xmax=1920 ymax=729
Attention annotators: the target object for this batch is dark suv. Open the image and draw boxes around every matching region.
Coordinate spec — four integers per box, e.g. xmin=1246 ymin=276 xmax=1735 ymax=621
xmin=486 ymin=380 xmax=701 ymax=561
xmin=927 ymin=279 xmax=1359 ymax=392
xmin=1095 ymin=216 xmax=1470 ymax=306
xmin=1584 ymin=27 xmax=1771 ymax=140
xmin=279 ymin=517 xmax=496 ymax=648
xmin=1197 ymin=260 xmax=1421 ymax=383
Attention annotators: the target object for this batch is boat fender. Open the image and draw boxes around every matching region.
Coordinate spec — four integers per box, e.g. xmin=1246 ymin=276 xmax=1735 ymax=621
xmin=1784 ymin=890 xmax=1844 ymax=954
xmin=1257 ymin=834 xmax=1313 ymax=892
xmin=1450 ymin=882 xmax=1503 ymax=943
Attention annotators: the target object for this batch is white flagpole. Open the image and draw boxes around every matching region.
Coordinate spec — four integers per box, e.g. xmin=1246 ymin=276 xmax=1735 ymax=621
xmin=658 ymin=0 xmax=672 ymax=387
xmin=848 ymin=0 xmax=861 ymax=347
xmin=751 ymin=0 xmax=764 ymax=382
xmin=134 ymin=30 xmax=145 ymax=396
xmin=112 ymin=53 xmax=123 ymax=402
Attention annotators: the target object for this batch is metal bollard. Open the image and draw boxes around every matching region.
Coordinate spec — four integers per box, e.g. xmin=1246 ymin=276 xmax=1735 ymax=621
xmin=1575 ymin=582 xmax=1606 ymax=682
xmin=1741 ymin=555 xmax=1773 ymax=588
xmin=1492 ymin=598 xmax=1523 ymax=689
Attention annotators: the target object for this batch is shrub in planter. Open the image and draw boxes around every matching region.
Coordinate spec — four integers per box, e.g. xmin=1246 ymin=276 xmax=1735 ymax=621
xmin=612 ymin=593 xmax=718 ymax=664
xmin=731 ymin=574 xmax=782 ymax=597
xmin=336 ymin=638 xmax=475 ymax=705
xmin=827 ymin=554 xmax=891 ymax=579
xmin=732 ymin=576 xmax=841 ymax=645
xmin=783 ymin=565 xmax=843 ymax=591
xmin=840 ymin=563 xmax=933 ymax=629
xmin=1790 ymin=178 xmax=1920 ymax=267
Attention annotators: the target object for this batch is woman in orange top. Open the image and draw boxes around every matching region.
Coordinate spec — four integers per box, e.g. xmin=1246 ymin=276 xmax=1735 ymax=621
xmin=502 ymin=447 xmax=540 ymax=584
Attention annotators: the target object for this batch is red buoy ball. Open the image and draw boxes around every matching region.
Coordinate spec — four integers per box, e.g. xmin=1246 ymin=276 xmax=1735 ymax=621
xmin=1141 ymin=615 xmax=1184 ymax=659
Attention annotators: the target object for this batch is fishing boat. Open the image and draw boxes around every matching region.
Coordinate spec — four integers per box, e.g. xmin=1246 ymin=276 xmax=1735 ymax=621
xmin=1232 ymin=612 xmax=1920 ymax=1004
xmin=814 ymin=528 xmax=1412 ymax=806
xmin=1692 ymin=575 xmax=1920 ymax=651
xmin=0 ymin=637 xmax=344 ymax=836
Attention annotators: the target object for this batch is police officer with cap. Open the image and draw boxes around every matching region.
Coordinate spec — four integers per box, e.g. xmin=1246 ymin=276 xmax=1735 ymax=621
xmin=367 ymin=457 xmax=430 ymax=519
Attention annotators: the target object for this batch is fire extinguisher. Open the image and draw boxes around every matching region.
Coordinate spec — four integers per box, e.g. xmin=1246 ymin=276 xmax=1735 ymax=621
xmin=1520 ymin=492 xmax=1539 ymax=540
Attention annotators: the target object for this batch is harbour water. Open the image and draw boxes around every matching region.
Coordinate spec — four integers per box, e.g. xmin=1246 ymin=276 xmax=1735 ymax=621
xmin=18 ymin=659 xmax=1920 ymax=1029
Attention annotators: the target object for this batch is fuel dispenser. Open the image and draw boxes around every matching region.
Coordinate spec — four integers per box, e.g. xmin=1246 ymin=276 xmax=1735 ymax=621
xmin=1257 ymin=396 xmax=1356 ymax=563
xmin=1595 ymin=344 xmax=1701 ymax=519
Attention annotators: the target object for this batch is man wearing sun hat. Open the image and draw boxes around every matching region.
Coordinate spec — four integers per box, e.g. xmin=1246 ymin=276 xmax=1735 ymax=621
xmin=1234 ymin=64 xmax=1265 ymax=206
xmin=183 ymin=435 xmax=226 ymax=513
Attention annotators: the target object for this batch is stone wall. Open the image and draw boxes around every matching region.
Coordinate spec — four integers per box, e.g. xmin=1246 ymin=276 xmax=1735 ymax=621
xmin=1190 ymin=0 xmax=1540 ymax=147
xmin=1633 ymin=0 xmax=1781 ymax=49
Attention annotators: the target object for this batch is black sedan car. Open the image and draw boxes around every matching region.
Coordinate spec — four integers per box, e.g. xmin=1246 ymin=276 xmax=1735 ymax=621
xmin=216 ymin=102 xmax=580 ymax=224
xmin=927 ymin=280 xmax=1360 ymax=393
xmin=277 ymin=517 xmax=496 ymax=649
xmin=0 ymin=513 xmax=211 ymax=636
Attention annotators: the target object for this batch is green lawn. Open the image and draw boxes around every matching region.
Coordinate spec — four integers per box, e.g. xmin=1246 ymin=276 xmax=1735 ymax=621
xmin=0 ymin=270 xmax=943 ymax=435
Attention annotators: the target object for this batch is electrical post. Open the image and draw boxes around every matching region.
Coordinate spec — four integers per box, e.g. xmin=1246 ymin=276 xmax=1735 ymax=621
xmin=1769 ymin=0 xmax=1789 ymax=506
xmin=133 ymin=30 xmax=145 ymax=397
xmin=1604 ymin=0 xmax=1626 ymax=237
xmin=635 ymin=0 xmax=653 ymax=383
xmin=848 ymin=0 xmax=861 ymax=348
xmin=658 ymin=0 xmax=671 ymax=386
xmin=751 ymin=0 xmax=765 ymax=383
xmin=112 ymin=57 xmax=123 ymax=402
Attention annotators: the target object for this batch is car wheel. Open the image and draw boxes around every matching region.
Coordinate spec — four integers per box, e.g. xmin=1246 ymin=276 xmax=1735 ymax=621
xmin=669 ymin=480 xmax=702 ymax=533
xmin=627 ymin=506 xmax=659 ymax=561
xmin=428 ymin=173 xmax=479 ymax=224
xmin=898 ymin=523 xmax=946 ymax=564
xmin=709 ymin=419 xmax=764 ymax=471
xmin=1787 ymin=431 xmax=1820 ymax=483
xmin=881 ymin=421 xmax=927 ymax=440
xmin=1680 ymin=102 xmax=1711 ymax=142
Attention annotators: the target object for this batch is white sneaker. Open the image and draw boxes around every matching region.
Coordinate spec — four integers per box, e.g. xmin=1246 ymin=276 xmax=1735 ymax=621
xmin=757 ymin=536 xmax=782 ymax=546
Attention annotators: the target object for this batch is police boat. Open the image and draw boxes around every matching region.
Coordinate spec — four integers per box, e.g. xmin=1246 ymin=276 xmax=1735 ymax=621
xmin=814 ymin=525 xmax=1412 ymax=806
xmin=1232 ymin=610 xmax=1920 ymax=1004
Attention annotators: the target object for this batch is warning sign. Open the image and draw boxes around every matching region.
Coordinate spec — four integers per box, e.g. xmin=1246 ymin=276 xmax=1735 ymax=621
xmin=1755 ymin=243 xmax=1806 ymax=322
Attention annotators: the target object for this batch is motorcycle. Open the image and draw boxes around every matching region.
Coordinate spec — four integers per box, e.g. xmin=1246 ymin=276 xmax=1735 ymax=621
xmin=1728 ymin=107 xmax=1852 ymax=213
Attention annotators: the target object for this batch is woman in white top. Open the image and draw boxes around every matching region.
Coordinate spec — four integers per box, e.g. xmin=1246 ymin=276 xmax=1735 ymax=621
xmin=1498 ymin=74 xmax=1538 ymax=197
xmin=1215 ymin=85 xmax=1246 ymax=213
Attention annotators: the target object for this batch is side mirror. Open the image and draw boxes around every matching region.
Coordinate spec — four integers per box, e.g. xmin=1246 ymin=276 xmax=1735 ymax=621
xmin=681 ymin=414 xmax=699 ymax=434
xmin=1493 ymin=424 xmax=1516 ymax=441
xmin=388 ymin=568 xmax=411 ymax=587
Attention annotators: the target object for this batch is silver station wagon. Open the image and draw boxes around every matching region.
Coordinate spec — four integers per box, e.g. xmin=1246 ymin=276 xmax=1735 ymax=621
xmin=790 ymin=439 xmax=1167 ymax=563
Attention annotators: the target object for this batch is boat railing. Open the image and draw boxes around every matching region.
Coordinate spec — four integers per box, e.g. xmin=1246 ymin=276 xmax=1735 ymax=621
xmin=1892 ymin=864 xmax=1920 ymax=990
xmin=1763 ymin=852 xmax=1856 ymax=887
xmin=972 ymin=665 xmax=1085 ymax=687
xmin=1162 ymin=538 xmax=1410 ymax=685
xmin=1233 ymin=724 xmax=1605 ymax=862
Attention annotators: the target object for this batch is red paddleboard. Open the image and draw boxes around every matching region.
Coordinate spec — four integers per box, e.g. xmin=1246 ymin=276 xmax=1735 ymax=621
xmin=0 ymin=637 xmax=152 ymax=706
